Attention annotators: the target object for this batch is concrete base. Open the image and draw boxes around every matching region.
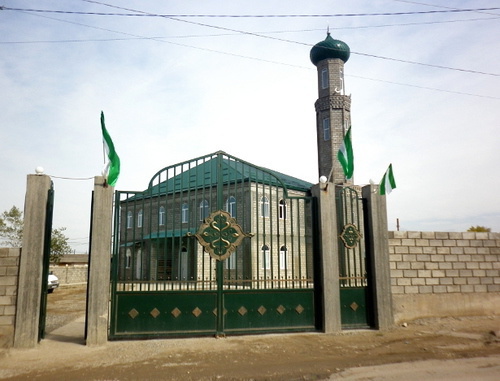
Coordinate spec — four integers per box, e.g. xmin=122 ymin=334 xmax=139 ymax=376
xmin=392 ymin=293 xmax=500 ymax=323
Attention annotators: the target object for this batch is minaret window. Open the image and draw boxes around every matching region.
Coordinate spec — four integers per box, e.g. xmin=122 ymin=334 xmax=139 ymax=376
xmin=323 ymin=118 xmax=331 ymax=141
xmin=339 ymin=68 xmax=344 ymax=92
xmin=321 ymin=68 xmax=328 ymax=89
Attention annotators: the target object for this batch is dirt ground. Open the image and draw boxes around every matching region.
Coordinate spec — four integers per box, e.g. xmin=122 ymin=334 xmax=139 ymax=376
xmin=1 ymin=284 xmax=499 ymax=380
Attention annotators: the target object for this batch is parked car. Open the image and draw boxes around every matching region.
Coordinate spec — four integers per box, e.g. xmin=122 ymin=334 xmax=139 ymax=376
xmin=48 ymin=272 xmax=59 ymax=293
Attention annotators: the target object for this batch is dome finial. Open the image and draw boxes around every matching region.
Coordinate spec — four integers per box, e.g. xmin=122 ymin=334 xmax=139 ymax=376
xmin=327 ymin=25 xmax=330 ymax=36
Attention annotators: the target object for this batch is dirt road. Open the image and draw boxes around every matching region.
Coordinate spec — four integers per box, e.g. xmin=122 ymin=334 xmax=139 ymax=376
xmin=1 ymin=285 xmax=499 ymax=380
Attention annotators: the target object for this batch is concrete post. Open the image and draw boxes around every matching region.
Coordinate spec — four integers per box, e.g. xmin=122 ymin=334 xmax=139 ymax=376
xmin=14 ymin=174 xmax=52 ymax=348
xmin=86 ymin=176 xmax=114 ymax=346
xmin=311 ymin=183 xmax=341 ymax=332
xmin=362 ymin=185 xmax=394 ymax=329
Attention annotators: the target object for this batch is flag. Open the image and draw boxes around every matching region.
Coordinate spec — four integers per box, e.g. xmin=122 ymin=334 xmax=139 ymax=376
xmin=337 ymin=126 xmax=354 ymax=179
xmin=380 ymin=164 xmax=396 ymax=195
xmin=101 ymin=111 xmax=120 ymax=186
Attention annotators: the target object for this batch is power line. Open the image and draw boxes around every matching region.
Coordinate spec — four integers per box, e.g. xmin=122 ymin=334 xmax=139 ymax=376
xmin=3 ymin=3 xmax=499 ymax=96
xmin=77 ymin=1 xmax=500 ymax=77
xmin=3 ymin=5 xmax=500 ymax=17
xmin=2 ymin=15 xmax=499 ymax=44
xmin=348 ymin=74 xmax=500 ymax=100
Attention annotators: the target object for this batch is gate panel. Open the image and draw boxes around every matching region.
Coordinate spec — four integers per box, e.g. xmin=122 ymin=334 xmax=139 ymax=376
xmin=110 ymin=152 xmax=318 ymax=339
xmin=336 ymin=186 xmax=374 ymax=328
xmin=38 ymin=184 xmax=54 ymax=341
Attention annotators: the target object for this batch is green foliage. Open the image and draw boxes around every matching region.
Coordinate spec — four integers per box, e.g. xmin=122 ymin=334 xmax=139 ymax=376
xmin=0 ymin=206 xmax=24 ymax=247
xmin=0 ymin=205 xmax=72 ymax=263
xmin=467 ymin=225 xmax=491 ymax=232
xmin=50 ymin=227 xmax=72 ymax=264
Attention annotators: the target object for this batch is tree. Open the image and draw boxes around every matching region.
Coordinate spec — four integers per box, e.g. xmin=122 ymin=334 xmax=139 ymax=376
xmin=0 ymin=206 xmax=23 ymax=247
xmin=467 ymin=226 xmax=491 ymax=232
xmin=50 ymin=227 xmax=72 ymax=264
xmin=0 ymin=206 xmax=72 ymax=263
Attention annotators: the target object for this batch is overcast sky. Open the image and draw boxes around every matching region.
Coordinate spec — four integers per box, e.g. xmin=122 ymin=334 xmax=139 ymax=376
xmin=1 ymin=0 xmax=499 ymax=252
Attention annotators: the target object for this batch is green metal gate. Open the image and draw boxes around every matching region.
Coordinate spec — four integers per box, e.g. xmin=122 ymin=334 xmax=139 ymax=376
xmin=38 ymin=184 xmax=54 ymax=341
xmin=110 ymin=151 xmax=319 ymax=338
xmin=336 ymin=186 xmax=374 ymax=328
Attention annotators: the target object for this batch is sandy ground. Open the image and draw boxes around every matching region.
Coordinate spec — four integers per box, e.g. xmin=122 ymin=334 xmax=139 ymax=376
xmin=0 ymin=284 xmax=499 ymax=380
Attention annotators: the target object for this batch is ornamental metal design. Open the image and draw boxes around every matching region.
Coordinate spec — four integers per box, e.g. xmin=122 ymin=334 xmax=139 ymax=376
xmin=339 ymin=223 xmax=362 ymax=249
xmin=188 ymin=210 xmax=253 ymax=261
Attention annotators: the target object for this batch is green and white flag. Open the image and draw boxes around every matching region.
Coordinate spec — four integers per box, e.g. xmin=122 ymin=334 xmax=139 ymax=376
xmin=101 ymin=111 xmax=120 ymax=186
xmin=380 ymin=164 xmax=396 ymax=195
xmin=337 ymin=126 xmax=354 ymax=179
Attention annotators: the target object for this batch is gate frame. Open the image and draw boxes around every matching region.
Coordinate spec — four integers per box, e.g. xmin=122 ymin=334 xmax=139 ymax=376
xmin=13 ymin=174 xmax=53 ymax=348
xmin=108 ymin=151 xmax=320 ymax=339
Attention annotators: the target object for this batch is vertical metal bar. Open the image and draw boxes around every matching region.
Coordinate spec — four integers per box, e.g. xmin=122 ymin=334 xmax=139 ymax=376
xmin=216 ymin=152 xmax=224 ymax=334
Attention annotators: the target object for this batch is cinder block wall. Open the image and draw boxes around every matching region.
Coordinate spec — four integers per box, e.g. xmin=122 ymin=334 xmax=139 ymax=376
xmin=389 ymin=231 xmax=500 ymax=322
xmin=0 ymin=247 xmax=21 ymax=348
xmin=49 ymin=265 xmax=88 ymax=285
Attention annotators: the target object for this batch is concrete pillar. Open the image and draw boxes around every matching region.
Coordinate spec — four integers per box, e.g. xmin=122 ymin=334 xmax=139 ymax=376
xmin=86 ymin=176 xmax=114 ymax=346
xmin=14 ymin=174 xmax=52 ymax=348
xmin=311 ymin=183 xmax=341 ymax=332
xmin=362 ymin=185 xmax=394 ymax=329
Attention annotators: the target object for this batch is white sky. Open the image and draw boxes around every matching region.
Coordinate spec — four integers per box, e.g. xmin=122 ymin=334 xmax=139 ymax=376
xmin=1 ymin=0 xmax=499 ymax=252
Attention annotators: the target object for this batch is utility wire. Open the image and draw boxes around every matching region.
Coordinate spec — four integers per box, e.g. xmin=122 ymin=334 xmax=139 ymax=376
xmin=79 ymin=1 xmax=500 ymax=77
xmin=3 ymin=4 xmax=499 ymax=96
xmin=2 ymin=15 xmax=499 ymax=44
xmin=3 ymin=5 xmax=500 ymax=17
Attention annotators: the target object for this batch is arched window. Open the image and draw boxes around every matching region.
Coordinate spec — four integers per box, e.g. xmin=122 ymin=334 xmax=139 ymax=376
xmin=126 ymin=249 xmax=132 ymax=269
xmin=323 ymin=118 xmax=330 ymax=141
xmin=225 ymin=196 xmax=236 ymax=217
xmin=137 ymin=209 xmax=143 ymax=228
xmin=199 ymin=200 xmax=209 ymax=221
xmin=260 ymin=196 xmax=269 ymax=218
xmin=181 ymin=203 xmax=189 ymax=224
xmin=279 ymin=199 xmax=287 ymax=220
xmin=159 ymin=206 xmax=165 ymax=226
xmin=279 ymin=246 xmax=287 ymax=270
xmin=261 ymin=244 xmax=270 ymax=270
xmin=126 ymin=211 xmax=133 ymax=229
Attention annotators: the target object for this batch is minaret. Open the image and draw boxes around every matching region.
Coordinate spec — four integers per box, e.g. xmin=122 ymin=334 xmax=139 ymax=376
xmin=310 ymin=33 xmax=352 ymax=185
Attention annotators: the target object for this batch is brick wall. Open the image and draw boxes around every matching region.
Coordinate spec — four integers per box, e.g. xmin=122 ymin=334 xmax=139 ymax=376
xmin=0 ymin=247 xmax=20 ymax=348
xmin=389 ymin=231 xmax=500 ymax=321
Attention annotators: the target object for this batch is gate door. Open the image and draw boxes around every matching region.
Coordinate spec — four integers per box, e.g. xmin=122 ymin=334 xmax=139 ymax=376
xmin=336 ymin=186 xmax=374 ymax=328
xmin=110 ymin=152 xmax=318 ymax=339
xmin=38 ymin=184 xmax=54 ymax=341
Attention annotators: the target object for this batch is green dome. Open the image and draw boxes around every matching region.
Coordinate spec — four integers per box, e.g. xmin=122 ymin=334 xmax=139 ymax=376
xmin=310 ymin=33 xmax=350 ymax=65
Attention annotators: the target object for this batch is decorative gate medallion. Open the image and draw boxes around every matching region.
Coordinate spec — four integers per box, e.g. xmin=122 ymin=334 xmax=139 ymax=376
xmin=189 ymin=210 xmax=253 ymax=261
xmin=339 ymin=223 xmax=362 ymax=249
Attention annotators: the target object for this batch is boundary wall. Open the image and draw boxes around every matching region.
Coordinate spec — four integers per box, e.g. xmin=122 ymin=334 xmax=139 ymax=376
xmin=49 ymin=265 xmax=88 ymax=285
xmin=0 ymin=248 xmax=20 ymax=348
xmin=389 ymin=231 xmax=500 ymax=322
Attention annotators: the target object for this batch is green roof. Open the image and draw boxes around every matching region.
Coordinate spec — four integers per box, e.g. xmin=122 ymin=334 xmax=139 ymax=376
xmin=148 ymin=155 xmax=312 ymax=195
xmin=310 ymin=33 xmax=350 ymax=65
xmin=127 ymin=153 xmax=313 ymax=201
